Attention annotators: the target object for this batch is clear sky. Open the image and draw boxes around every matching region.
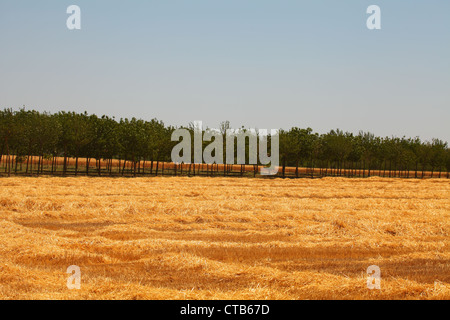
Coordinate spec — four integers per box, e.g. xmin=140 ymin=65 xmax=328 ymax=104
xmin=1 ymin=0 xmax=449 ymax=142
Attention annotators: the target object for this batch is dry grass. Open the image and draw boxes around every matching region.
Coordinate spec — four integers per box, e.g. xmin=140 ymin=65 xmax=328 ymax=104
xmin=0 ymin=176 xmax=449 ymax=300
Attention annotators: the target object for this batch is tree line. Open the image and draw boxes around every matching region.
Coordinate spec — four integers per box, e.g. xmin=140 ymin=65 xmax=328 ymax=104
xmin=0 ymin=108 xmax=449 ymax=178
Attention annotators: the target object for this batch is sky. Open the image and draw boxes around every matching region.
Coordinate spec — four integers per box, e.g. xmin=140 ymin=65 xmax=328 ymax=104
xmin=0 ymin=0 xmax=449 ymax=142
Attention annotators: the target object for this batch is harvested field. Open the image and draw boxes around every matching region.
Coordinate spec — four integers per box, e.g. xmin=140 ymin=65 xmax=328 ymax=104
xmin=0 ymin=177 xmax=449 ymax=300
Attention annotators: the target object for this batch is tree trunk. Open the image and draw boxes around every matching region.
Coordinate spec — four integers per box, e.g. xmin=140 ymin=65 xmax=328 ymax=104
xmin=41 ymin=154 xmax=44 ymax=174
xmin=26 ymin=154 xmax=30 ymax=174
xmin=86 ymin=158 xmax=91 ymax=175
xmin=6 ymin=142 xmax=11 ymax=177
xmin=389 ymin=160 xmax=392 ymax=178
xmin=0 ymin=144 xmax=3 ymax=168
xmin=122 ymin=160 xmax=127 ymax=176
xmin=63 ymin=149 xmax=67 ymax=176
xmin=362 ymin=160 xmax=366 ymax=178
xmin=14 ymin=155 xmax=19 ymax=174
xmin=37 ymin=156 xmax=41 ymax=176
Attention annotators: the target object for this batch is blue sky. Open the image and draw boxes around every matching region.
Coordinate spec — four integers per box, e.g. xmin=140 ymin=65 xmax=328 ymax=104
xmin=1 ymin=0 xmax=449 ymax=141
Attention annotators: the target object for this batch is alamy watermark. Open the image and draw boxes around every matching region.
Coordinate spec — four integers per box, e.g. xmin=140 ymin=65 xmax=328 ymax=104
xmin=67 ymin=265 xmax=81 ymax=290
xmin=171 ymin=121 xmax=279 ymax=176
xmin=66 ymin=5 xmax=81 ymax=30
xmin=66 ymin=5 xmax=381 ymax=31
xmin=367 ymin=5 xmax=381 ymax=30
xmin=367 ymin=265 xmax=381 ymax=290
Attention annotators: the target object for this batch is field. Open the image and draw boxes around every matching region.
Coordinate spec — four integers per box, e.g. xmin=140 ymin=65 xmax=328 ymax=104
xmin=0 ymin=176 xmax=449 ymax=300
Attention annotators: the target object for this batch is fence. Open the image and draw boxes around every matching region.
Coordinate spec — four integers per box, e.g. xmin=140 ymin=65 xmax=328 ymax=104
xmin=0 ymin=155 xmax=448 ymax=179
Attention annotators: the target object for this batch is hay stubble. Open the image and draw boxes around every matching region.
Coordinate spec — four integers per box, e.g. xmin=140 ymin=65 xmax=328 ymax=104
xmin=0 ymin=177 xmax=448 ymax=299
